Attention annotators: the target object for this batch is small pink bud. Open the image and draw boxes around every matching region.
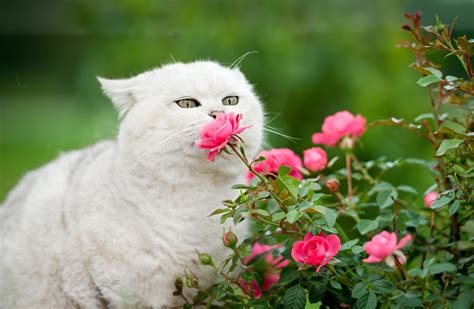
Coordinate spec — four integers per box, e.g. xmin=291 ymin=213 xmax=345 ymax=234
xmin=223 ymin=230 xmax=238 ymax=248
xmin=326 ymin=179 xmax=340 ymax=193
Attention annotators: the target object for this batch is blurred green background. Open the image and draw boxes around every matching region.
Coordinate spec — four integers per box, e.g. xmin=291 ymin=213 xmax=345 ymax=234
xmin=1 ymin=0 xmax=473 ymax=201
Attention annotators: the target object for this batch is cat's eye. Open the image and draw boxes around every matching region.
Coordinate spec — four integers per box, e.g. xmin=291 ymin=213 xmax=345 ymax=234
xmin=176 ymin=98 xmax=201 ymax=108
xmin=222 ymin=96 xmax=239 ymax=106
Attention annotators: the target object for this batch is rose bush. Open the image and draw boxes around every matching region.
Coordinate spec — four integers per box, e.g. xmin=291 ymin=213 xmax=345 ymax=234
xmin=176 ymin=13 xmax=473 ymax=308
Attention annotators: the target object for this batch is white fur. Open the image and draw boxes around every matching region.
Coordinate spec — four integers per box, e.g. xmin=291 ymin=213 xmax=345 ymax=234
xmin=0 ymin=61 xmax=264 ymax=308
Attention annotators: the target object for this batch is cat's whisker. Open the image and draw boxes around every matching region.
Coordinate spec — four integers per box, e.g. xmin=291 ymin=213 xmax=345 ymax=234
xmin=229 ymin=51 xmax=259 ymax=69
xmin=263 ymin=127 xmax=300 ymax=143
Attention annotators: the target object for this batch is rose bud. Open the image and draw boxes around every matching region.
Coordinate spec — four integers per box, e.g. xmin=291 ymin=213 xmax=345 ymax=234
xmin=223 ymin=230 xmax=238 ymax=248
xmin=326 ymin=179 xmax=340 ymax=193
xmin=401 ymin=24 xmax=412 ymax=31
xmin=198 ymin=252 xmax=214 ymax=266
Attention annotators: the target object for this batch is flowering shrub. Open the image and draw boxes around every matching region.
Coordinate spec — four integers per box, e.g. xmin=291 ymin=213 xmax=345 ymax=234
xmin=178 ymin=13 xmax=473 ymax=308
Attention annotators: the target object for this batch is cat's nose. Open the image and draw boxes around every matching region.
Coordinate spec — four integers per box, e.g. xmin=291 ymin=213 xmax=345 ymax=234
xmin=209 ymin=111 xmax=225 ymax=119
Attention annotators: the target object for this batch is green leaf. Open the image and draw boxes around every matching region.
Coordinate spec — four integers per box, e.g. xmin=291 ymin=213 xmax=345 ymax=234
xmin=372 ymin=279 xmax=393 ymax=294
xmin=340 ymin=239 xmax=359 ymax=251
xmin=429 ymin=263 xmax=456 ymax=274
xmin=357 ymin=219 xmax=379 ymax=235
xmin=376 ymin=189 xmax=398 ymax=208
xmin=313 ymin=206 xmax=337 ymax=228
xmin=278 ymin=267 xmax=299 ymax=285
xmin=272 ymin=212 xmax=286 ymax=222
xmin=278 ymin=165 xmax=291 ymax=176
xmin=352 ymin=282 xmax=369 ymax=298
xmin=208 ymin=208 xmax=229 ymax=216
xmin=417 ymin=75 xmax=441 ymax=87
xmin=436 ymin=139 xmax=463 ymax=156
xmin=397 ymin=185 xmax=418 ymax=194
xmin=449 ymin=200 xmax=460 ymax=216
xmin=283 ymin=286 xmax=306 ymax=309
xmin=255 ymin=209 xmax=270 ymax=217
xmin=426 ymin=67 xmax=443 ymax=79
xmin=287 ymin=210 xmax=302 ymax=224
xmin=357 ymin=291 xmax=377 ymax=309
xmin=430 ymin=196 xmax=453 ymax=210
xmin=277 ymin=175 xmax=300 ymax=199
xmin=352 ymin=245 xmax=364 ymax=254
xmin=330 ymin=279 xmax=342 ymax=290
xmin=231 ymin=184 xmax=250 ymax=190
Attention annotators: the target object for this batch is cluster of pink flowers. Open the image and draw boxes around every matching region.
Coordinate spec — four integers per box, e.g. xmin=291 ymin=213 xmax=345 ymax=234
xmin=291 ymin=232 xmax=341 ymax=272
xmin=195 ymin=112 xmax=251 ymax=161
xmin=312 ymin=111 xmax=366 ymax=147
xmin=238 ymin=244 xmax=289 ymax=298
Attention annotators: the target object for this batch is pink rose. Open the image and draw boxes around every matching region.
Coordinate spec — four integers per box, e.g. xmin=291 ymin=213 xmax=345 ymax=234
xmin=303 ymin=147 xmax=327 ymax=172
xmin=246 ymin=148 xmax=303 ymax=182
xmin=312 ymin=111 xmax=366 ymax=147
xmin=363 ymin=231 xmax=412 ymax=267
xmin=195 ymin=112 xmax=251 ymax=161
xmin=291 ymin=232 xmax=341 ymax=272
xmin=424 ymin=191 xmax=438 ymax=208
xmin=238 ymin=243 xmax=289 ymax=298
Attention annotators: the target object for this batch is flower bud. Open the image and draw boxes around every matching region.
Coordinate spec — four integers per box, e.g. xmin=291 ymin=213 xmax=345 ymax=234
xmin=198 ymin=252 xmax=214 ymax=266
xmin=223 ymin=230 xmax=238 ymax=248
xmin=401 ymin=24 xmax=412 ymax=31
xmin=326 ymin=179 xmax=340 ymax=193
xmin=184 ymin=272 xmax=199 ymax=288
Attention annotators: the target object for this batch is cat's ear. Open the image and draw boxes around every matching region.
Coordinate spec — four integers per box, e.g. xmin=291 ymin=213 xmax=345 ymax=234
xmin=97 ymin=76 xmax=137 ymax=118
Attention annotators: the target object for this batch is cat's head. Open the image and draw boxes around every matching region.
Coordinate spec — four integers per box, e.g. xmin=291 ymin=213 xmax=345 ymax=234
xmin=98 ymin=61 xmax=264 ymax=179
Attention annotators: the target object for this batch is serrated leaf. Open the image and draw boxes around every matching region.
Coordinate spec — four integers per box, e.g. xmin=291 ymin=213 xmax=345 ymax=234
xmin=283 ymin=286 xmax=306 ymax=309
xmin=330 ymin=279 xmax=342 ymax=290
xmin=231 ymin=184 xmax=250 ymax=190
xmin=208 ymin=208 xmax=229 ymax=216
xmin=357 ymin=219 xmax=379 ymax=235
xmin=417 ymin=75 xmax=441 ymax=87
xmin=436 ymin=139 xmax=463 ymax=156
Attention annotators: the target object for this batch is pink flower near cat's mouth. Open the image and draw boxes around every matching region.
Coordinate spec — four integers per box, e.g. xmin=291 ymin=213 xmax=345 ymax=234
xmin=195 ymin=112 xmax=251 ymax=161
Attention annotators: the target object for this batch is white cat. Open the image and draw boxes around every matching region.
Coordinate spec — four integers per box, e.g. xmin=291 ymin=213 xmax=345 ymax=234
xmin=0 ymin=61 xmax=264 ymax=308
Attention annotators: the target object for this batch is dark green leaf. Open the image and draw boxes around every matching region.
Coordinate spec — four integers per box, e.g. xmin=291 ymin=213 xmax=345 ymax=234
xmin=372 ymin=279 xmax=393 ymax=294
xmin=429 ymin=263 xmax=456 ymax=274
xmin=357 ymin=291 xmax=377 ymax=309
xmin=352 ymin=282 xmax=369 ymax=299
xmin=283 ymin=286 xmax=306 ymax=309
xmin=449 ymin=200 xmax=460 ymax=216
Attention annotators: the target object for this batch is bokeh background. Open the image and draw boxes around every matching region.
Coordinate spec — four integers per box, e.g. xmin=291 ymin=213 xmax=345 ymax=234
xmin=1 ymin=0 xmax=473 ymax=201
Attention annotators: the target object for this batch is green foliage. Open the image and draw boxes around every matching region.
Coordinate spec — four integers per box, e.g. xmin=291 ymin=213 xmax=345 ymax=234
xmin=175 ymin=14 xmax=474 ymax=308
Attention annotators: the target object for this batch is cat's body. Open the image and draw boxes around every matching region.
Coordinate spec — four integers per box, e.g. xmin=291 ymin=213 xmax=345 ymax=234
xmin=0 ymin=61 xmax=264 ymax=308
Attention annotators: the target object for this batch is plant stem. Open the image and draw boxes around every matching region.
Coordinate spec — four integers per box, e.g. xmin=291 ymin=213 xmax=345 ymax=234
xmin=394 ymin=256 xmax=407 ymax=281
xmin=228 ymin=144 xmax=286 ymax=211
xmin=345 ymin=153 xmax=353 ymax=201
